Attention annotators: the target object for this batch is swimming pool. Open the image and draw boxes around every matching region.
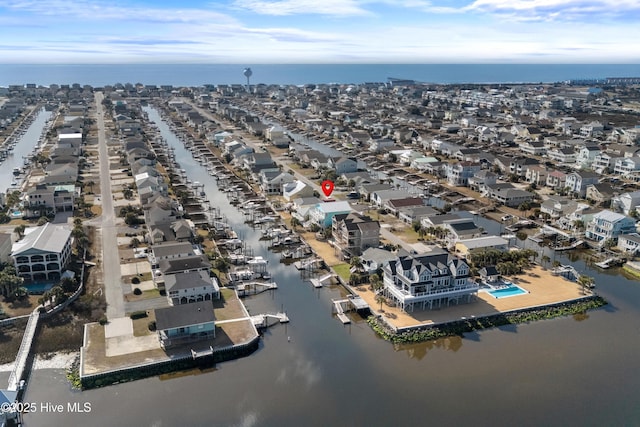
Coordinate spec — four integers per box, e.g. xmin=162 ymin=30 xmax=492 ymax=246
xmin=25 ymin=282 xmax=55 ymax=294
xmin=488 ymin=284 xmax=527 ymax=299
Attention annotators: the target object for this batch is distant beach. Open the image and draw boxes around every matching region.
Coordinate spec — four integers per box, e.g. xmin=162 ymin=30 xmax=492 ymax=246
xmin=1 ymin=63 xmax=639 ymax=87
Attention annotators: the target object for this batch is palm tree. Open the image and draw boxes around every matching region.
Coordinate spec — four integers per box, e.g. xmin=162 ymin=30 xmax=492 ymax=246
xmin=577 ymin=275 xmax=595 ymax=295
xmin=541 ymin=255 xmax=551 ymax=268
xmin=375 ymin=294 xmax=385 ymax=311
xmin=123 ymin=188 xmax=134 ymax=200
xmin=13 ymin=224 xmax=26 ymax=240
xmin=290 ymin=217 xmax=301 ymax=230
xmin=350 ymin=256 xmax=364 ymax=273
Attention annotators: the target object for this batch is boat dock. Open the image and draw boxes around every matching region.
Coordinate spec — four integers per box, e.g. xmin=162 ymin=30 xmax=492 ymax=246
xmin=251 ymin=312 xmax=289 ymax=328
xmin=331 ymin=295 xmax=370 ymax=324
xmin=309 ymin=273 xmax=335 ymax=288
xmin=236 ymin=281 xmax=278 ymax=297
xmin=594 ymin=257 xmax=625 ymax=269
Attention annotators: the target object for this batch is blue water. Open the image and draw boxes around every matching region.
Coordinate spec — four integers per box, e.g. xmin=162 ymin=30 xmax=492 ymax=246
xmin=25 ymin=282 xmax=55 ymax=294
xmin=1 ymin=63 xmax=639 ymax=86
xmin=488 ymin=284 xmax=527 ymax=299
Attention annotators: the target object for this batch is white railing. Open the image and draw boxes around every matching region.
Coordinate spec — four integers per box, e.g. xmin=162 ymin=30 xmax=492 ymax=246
xmin=7 ymin=310 xmax=40 ymax=391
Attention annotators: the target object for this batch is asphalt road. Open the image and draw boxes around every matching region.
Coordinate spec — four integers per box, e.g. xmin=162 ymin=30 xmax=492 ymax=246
xmin=95 ymin=92 xmax=125 ymax=319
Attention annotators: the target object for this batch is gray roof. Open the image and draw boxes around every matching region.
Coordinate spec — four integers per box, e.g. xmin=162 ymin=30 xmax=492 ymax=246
xmin=620 ymin=233 xmax=640 ymax=244
xmin=151 ymin=242 xmax=195 ymax=258
xmin=164 ymin=270 xmax=213 ymax=292
xmin=361 ymin=247 xmax=397 ymax=265
xmin=427 ymin=213 xmax=463 ymax=225
xmin=12 ymin=223 xmax=71 ymax=256
xmin=155 ymin=300 xmax=215 ymax=330
xmin=158 ymin=255 xmax=210 ymax=274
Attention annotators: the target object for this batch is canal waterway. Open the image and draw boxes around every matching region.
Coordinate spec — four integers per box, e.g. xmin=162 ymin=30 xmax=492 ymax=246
xmin=0 ymin=108 xmax=52 ymax=195
xmin=23 ymin=107 xmax=640 ymax=427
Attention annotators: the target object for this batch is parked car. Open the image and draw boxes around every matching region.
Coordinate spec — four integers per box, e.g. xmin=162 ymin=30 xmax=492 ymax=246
xmin=501 ymin=214 xmax=513 ymax=221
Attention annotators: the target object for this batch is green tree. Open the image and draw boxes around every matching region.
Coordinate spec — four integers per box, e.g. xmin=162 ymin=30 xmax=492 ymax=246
xmin=350 ymin=256 xmax=364 ymax=273
xmin=60 ymin=277 xmax=77 ymax=293
xmin=369 ymin=273 xmax=382 ymax=292
xmin=14 ymin=286 xmax=29 ymax=300
xmin=541 ymin=255 xmax=551 ymax=268
xmin=290 ymin=217 xmax=301 ymax=230
xmin=0 ymin=271 xmax=23 ymax=298
xmin=13 ymin=224 xmax=26 ymax=239
xmin=577 ymin=275 xmax=595 ymax=295
xmin=123 ymin=188 xmax=134 ymax=200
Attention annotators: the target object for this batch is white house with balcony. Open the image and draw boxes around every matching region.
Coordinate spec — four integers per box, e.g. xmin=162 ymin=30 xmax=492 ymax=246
xmin=565 ymin=171 xmax=600 ymax=197
xmin=576 ymin=145 xmax=601 ymax=169
xmin=383 ymin=249 xmax=477 ymax=312
xmin=444 ymin=161 xmax=481 ymax=186
xmin=11 ymin=223 xmax=72 ymax=282
xmin=613 ymin=157 xmax=640 ymax=179
xmin=547 ymin=147 xmax=577 ymax=164
xmin=580 ymin=121 xmax=604 ymax=138
xmin=617 ymin=233 xmax=640 ymax=255
xmin=585 ymin=210 xmax=635 ymax=245
xmin=592 ymin=153 xmax=617 ymax=174
xmin=612 ymin=190 xmax=640 ymax=216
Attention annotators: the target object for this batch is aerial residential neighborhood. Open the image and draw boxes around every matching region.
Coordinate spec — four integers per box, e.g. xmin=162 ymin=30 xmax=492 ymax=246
xmin=1 ymin=77 xmax=639 ymax=425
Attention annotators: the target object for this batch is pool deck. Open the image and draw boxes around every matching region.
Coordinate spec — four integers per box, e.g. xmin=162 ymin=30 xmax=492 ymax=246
xmin=355 ymin=265 xmax=589 ymax=329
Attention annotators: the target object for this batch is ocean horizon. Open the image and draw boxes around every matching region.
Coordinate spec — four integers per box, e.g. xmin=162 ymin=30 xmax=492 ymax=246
xmin=1 ymin=63 xmax=640 ymax=87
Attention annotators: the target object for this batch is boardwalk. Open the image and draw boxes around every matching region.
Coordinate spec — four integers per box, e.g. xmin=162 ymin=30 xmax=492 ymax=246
xmin=7 ymin=310 xmax=40 ymax=391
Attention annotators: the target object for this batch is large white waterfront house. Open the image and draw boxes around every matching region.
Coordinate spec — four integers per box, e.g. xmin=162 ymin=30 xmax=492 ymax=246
xmin=383 ymin=249 xmax=478 ymax=312
xmin=11 ymin=223 xmax=72 ymax=282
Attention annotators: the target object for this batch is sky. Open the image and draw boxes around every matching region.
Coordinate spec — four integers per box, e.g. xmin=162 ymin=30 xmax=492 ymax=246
xmin=0 ymin=0 xmax=639 ymax=63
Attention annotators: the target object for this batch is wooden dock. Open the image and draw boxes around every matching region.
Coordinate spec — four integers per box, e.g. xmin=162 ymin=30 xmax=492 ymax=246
xmin=309 ymin=273 xmax=335 ymax=288
xmin=251 ymin=312 xmax=289 ymax=328
xmin=332 ymin=295 xmax=370 ymax=324
xmin=236 ymin=281 xmax=278 ymax=297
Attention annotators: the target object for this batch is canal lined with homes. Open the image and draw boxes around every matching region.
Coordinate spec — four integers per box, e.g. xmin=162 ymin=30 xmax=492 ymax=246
xmin=19 ymin=107 xmax=640 ymax=426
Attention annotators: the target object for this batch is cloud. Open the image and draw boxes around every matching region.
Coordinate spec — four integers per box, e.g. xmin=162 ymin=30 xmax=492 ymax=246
xmin=465 ymin=0 xmax=640 ymax=21
xmin=0 ymin=0 xmax=238 ymax=24
xmin=232 ymin=0 xmax=371 ymax=16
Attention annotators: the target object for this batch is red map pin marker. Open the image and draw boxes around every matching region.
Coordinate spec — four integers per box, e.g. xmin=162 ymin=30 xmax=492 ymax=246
xmin=321 ymin=180 xmax=334 ymax=197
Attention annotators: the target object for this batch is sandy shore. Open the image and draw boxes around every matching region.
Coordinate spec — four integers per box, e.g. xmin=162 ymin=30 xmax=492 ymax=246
xmin=0 ymin=351 xmax=78 ymax=373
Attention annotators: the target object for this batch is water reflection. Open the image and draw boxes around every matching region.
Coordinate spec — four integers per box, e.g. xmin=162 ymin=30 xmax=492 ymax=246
xmin=275 ymin=351 xmax=322 ymax=389
xmin=394 ymin=335 xmax=464 ymax=360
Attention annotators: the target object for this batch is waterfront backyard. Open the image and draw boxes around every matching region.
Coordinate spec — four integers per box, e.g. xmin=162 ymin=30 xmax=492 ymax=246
xmin=81 ymin=288 xmax=257 ymax=376
xmin=354 ymin=265 xmax=589 ymax=329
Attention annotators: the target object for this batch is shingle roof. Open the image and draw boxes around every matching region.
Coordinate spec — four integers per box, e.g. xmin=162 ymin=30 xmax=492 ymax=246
xmin=155 ymin=300 xmax=215 ymax=330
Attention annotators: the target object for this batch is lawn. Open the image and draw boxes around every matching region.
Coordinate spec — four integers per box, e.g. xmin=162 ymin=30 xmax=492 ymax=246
xmin=124 ymin=289 xmax=161 ymax=302
xmin=333 ymin=263 xmax=351 ymax=282
xmin=132 ymin=311 xmax=156 ymax=337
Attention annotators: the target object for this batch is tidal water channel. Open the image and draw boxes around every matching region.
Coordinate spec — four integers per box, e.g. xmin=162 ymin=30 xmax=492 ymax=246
xmin=21 ymin=107 xmax=640 ymax=427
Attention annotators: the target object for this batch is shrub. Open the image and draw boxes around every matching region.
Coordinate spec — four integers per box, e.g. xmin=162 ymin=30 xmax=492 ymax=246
xmin=131 ymin=277 xmax=140 ymax=284
xmin=129 ymin=311 xmax=147 ymax=320
xmin=133 ymin=287 xmax=142 ymax=295
xmin=148 ymin=321 xmax=156 ymax=332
